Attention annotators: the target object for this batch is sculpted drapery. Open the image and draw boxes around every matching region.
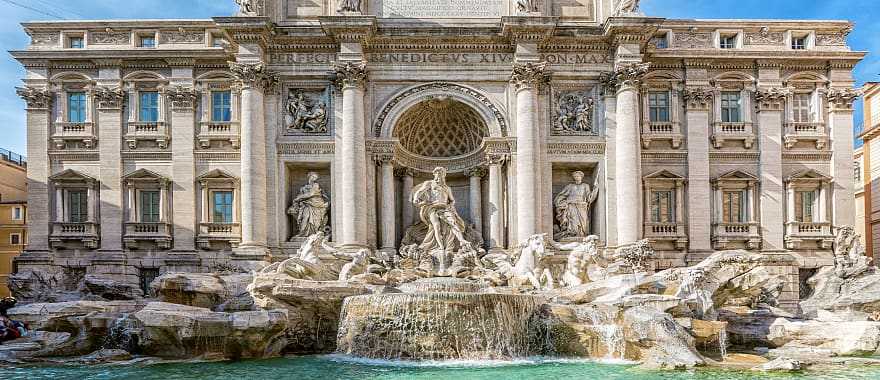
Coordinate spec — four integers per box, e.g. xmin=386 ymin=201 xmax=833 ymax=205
xmin=288 ymin=172 xmax=330 ymax=239
xmin=554 ymin=171 xmax=599 ymax=240
xmin=411 ymin=167 xmax=471 ymax=252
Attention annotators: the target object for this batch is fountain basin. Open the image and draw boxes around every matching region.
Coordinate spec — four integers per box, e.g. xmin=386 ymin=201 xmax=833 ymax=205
xmin=396 ymin=277 xmax=487 ymax=293
xmin=336 ymin=292 xmax=551 ymax=360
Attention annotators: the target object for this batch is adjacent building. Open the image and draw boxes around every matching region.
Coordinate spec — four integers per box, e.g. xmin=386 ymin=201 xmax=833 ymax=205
xmin=10 ymin=0 xmax=864 ymax=294
xmin=858 ymin=82 xmax=880 ymax=259
xmin=0 ymin=149 xmax=26 ymax=297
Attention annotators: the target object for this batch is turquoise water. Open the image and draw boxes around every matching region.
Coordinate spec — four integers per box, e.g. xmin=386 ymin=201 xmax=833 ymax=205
xmin=2 ymin=355 xmax=880 ymax=380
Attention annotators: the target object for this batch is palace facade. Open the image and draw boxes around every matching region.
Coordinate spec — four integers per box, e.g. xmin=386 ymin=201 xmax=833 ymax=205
xmin=11 ymin=0 xmax=863 ymax=292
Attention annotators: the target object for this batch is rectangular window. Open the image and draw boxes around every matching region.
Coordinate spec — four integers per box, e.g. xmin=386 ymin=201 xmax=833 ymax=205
xmin=11 ymin=206 xmax=22 ymax=220
xmin=720 ymin=35 xmax=737 ymax=49
xmin=69 ymin=37 xmax=84 ymax=49
xmin=795 ymin=191 xmax=815 ymax=223
xmin=720 ymin=92 xmax=742 ymax=123
xmin=654 ymin=33 xmax=668 ymax=49
xmin=139 ymin=190 xmax=161 ymax=223
xmin=67 ymin=92 xmax=87 ymax=123
xmin=10 ymin=233 xmax=21 ymax=245
xmin=650 ymin=190 xmax=675 ymax=223
xmin=212 ymin=191 xmax=234 ymax=224
xmin=212 ymin=91 xmax=232 ymax=122
xmin=723 ymin=191 xmax=746 ymax=223
xmin=792 ymin=93 xmax=812 ymax=123
xmin=139 ymin=91 xmax=159 ymax=122
xmin=791 ymin=37 xmax=807 ymax=50
xmin=67 ymin=190 xmax=88 ymax=223
xmin=140 ymin=35 xmax=156 ymax=48
xmin=648 ymin=92 xmax=670 ymax=122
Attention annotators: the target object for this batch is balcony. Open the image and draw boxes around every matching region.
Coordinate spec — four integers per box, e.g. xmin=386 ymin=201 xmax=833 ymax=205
xmin=197 ymin=121 xmax=240 ymax=149
xmin=711 ymin=122 xmax=755 ymax=149
xmin=123 ymin=222 xmax=172 ymax=249
xmin=49 ymin=222 xmax=99 ymax=249
xmin=784 ymin=122 xmax=827 ymax=149
xmin=644 ymin=222 xmax=688 ymax=250
xmin=124 ymin=122 xmax=169 ymax=149
xmin=712 ymin=222 xmax=761 ymax=250
xmin=196 ymin=222 xmax=241 ymax=249
xmin=785 ymin=222 xmax=833 ymax=249
xmin=641 ymin=122 xmax=683 ymax=149
xmin=52 ymin=122 xmax=96 ymax=149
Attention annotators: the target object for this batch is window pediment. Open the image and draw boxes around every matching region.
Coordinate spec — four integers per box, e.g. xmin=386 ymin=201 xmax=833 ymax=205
xmin=644 ymin=169 xmax=685 ymax=181
xmin=50 ymin=169 xmax=97 ymax=185
xmin=786 ymin=169 xmax=830 ymax=183
xmin=124 ymin=168 xmax=170 ymax=186
xmin=197 ymin=169 xmax=239 ymax=186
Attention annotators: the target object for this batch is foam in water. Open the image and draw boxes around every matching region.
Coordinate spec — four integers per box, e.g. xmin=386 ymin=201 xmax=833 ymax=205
xmin=577 ymin=307 xmax=625 ymax=360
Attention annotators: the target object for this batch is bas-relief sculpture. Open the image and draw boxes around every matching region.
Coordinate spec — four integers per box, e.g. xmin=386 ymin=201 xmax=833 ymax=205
xmin=516 ymin=0 xmax=540 ymax=13
xmin=235 ymin=0 xmax=265 ymax=16
xmin=553 ymin=171 xmax=599 ymax=240
xmin=336 ymin=0 xmax=362 ymax=13
xmin=285 ymin=90 xmax=328 ymax=134
xmin=553 ymin=92 xmax=595 ymax=134
xmin=612 ymin=0 xmax=640 ymax=16
xmin=288 ymin=172 xmax=330 ymax=239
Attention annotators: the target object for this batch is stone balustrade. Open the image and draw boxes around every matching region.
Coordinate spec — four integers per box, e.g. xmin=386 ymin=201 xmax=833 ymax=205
xmin=711 ymin=122 xmax=755 ymax=149
xmin=783 ymin=122 xmax=827 ymax=149
xmin=644 ymin=222 xmax=688 ymax=250
xmin=124 ymin=121 xmax=170 ymax=149
xmin=49 ymin=221 xmax=99 ymax=249
xmin=784 ymin=221 xmax=833 ymax=249
xmin=123 ymin=222 xmax=173 ymax=249
xmin=197 ymin=121 xmax=240 ymax=149
xmin=196 ymin=222 xmax=241 ymax=249
xmin=641 ymin=121 xmax=683 ymax=149
xmin=52 ymin=121 xmax=96 ymax=149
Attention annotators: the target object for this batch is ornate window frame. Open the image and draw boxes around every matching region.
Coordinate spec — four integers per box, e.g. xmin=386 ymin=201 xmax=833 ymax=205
xmin=784 ymin=169 xmax=833 ymax=249
xmin=196 ymin=72 xmax=240 ymax=149
xmin=710 ymin=74 xmax=755 ymax=149
xmin=50 ymin=73 xmax=97 ymax=150
xmin=122 ymin=169 xmax=172 ymax=249
xmin=640 ymin=73 xmax=683 ymax=149
xmin=124 ymin=71 xmax=170 ymax=150
xmin=783 ymin=73 xmax=829 ymax=150
xmin=711 ymin=170 xmax=761 ymax=250
xmin=48 ymin=169 xmax=100 ymax=249
xmin=642 ymin=170 xmax=687 ymax=250
xmin=196 ymin=169 xmax=241 ymax=250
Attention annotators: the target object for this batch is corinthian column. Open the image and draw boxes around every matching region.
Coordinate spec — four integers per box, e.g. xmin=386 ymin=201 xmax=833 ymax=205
xmin=375 ymin=154 xmax=396 ymax=252
xmin=229 ymin=62 xmax=276 ymax=256
xmin=16 ymin=86 xmax=52 ymax=254
xmin=467 ymin=166 xmax=487 ymax=242
xmin=510 ymin=62 xmax=549 ymax=243
xmin=334 ymin=61 xmax=369 ymax=250
xmin=605 ymin=62 xmax=649 ymax=247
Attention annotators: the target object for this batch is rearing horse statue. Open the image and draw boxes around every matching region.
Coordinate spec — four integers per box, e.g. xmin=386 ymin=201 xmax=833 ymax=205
xmin=511 ymin=234 xmax=555 ymax=290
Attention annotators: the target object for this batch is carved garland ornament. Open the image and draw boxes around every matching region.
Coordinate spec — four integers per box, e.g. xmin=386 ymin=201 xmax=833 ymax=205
xmin=332 ymin=61 xmax=368 ymax=90
xmin=93 ymin=87 xmax=126 ymax=109
xmin=373 ymin=82 xmax=508 ymax=137
xmin=755 ymin=88 xmax=791 ymax=111
xmin=166 ymin=86 xmax=199 ymax=110
xmin=824 ymin=88 xmax=860 ymax=111
xmin=681 ymin=87 xmax=714 ymax=110
xmin=16 ymin=86 xmax=52 ymax=109
xmin=228 ymin=62 xmax=278 ymax=92
xmin=510 ymin=62 xmax=550 ymax=91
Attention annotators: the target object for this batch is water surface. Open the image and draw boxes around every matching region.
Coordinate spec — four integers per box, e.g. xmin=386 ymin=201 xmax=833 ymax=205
xmin=2 ymin=355 xmax=878 ymax=380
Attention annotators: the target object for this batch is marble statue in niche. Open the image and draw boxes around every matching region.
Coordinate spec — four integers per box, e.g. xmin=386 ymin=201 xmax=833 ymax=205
xmin=554 ymin=171 xmax=599 ymax=240
xmin=288 ymin=172 xmax=330 ymax=239
xmin=612 ymin=0 xmax=640 ymax=16
xmin=516 ymin=0 xmax=540 ymax=13
xmin=235 ymin=0 xmax=264 ymax=16
xmin=554 ymin=92 xmax=595 ymax=135
xmin=285 ymin=90 xmax=328 ymax=134
xmin=412 ymin=167 xmax=472 ymax=253
xmin=337 ymin=0 xmax=362 ymax=13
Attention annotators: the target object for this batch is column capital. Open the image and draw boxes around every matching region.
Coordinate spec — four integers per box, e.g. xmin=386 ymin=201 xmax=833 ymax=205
xmin=755 ymin=87 xmax=790 ymax=112
xmin=601 ymin=62 xmax=650 ymax=94
xmin=825 ymin=87 xmax=860 ymax=112
xmin=332 ymin=61 xmax=368 ymax=90
xmin=485 ymin=152 xmax=508 ymax=166
xmin=681 ymin=87 xmax=714 ymax=111
xmin=510 ymin=62 xmax=550 ymax=92
xmin=93 ymin=86 xmax=126 ymax=110
xmin=466 ymin=166 xmax=488 ymax=178
xmin=228 ymin=61 xmax=278 ymax=92
xmin=372 ymin=152 xmax=394 ymax=166
xmin=16 ymin=86 xmax=52 ymax=110
xmin=166 ymin=85 xmax=199 ymax=111
xmin=394 ymin=167 xmax=415 ymax=178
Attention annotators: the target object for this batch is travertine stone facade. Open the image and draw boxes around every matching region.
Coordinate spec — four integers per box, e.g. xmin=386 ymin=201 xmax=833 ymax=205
xmin=11 ymin=0 xmax=864 ymax=287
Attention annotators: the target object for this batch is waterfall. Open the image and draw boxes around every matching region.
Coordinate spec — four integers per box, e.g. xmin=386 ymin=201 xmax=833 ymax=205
xmin=577 ymin=307 xmax=624 ymax=359
xmin=336 ymin=291 xmax=550 ymax=360
xmin=717 ymin=328 xmax=728 ymax=359
xmin=102 ymin=315 xmax=139 ymax=353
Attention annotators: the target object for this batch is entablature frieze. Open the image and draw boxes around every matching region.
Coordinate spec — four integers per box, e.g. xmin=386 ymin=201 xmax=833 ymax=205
xmin=277 ymin=142 xmax=335 ymax=156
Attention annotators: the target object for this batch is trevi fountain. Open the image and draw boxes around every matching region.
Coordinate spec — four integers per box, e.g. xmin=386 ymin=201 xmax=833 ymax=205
xmin=2 ymin=0 xmax=877 ymax=378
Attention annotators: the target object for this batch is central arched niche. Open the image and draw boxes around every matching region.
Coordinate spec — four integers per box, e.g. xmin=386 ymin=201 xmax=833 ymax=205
xmin=393 ymin=97 xmax=489 ymax=158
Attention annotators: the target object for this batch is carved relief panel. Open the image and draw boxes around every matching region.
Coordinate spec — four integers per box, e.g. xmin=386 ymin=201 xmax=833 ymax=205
xmin=282 ymin=86 xmax=331 ymax=136
xmin=551 ymin=87 xmax=597 ymax=136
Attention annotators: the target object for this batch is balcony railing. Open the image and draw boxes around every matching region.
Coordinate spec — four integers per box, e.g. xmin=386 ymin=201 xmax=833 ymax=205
xmin=125 ymin=121 xmax=169 ymax=149
xmin=644 ymin=222 xmax=688 ymax=249
xmin=784 ymin=221 xmax=833 ymax=249
xmin=712 ymin=222 xmax=761 ymax=250
xmin=49 ymin=221 xmax=99 ymax=249
xmin=711 ymin=122 xmax=755 ymax=149
xmin=52 ymin=122 xmax=96 ymax=149
xmin=124 ymin=222 xmax=172 ymax=249
xmin=196 ymin=222 xmax=241 ymax=249
xmin=641 ymin=122 xmax=683 ymax=149
xmin=197 ymin=121 xmax=240 ymax=149
xmin=784 ymin=122 xmax=827 ymax=149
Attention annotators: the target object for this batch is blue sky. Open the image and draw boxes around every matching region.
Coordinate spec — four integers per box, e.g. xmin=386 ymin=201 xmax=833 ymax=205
xmin=0 ymin=0 xmax=877 ymax=156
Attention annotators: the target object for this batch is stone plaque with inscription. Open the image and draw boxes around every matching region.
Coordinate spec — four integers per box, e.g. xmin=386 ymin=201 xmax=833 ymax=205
xmin=375 ymin=0 xmax=504 ymax=18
